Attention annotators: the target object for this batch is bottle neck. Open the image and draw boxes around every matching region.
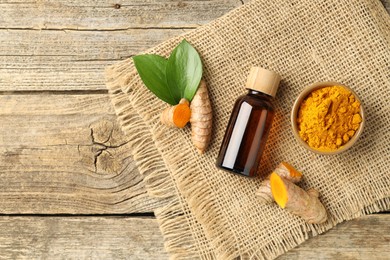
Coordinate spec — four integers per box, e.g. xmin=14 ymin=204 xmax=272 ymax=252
xmin=247 ymin=89 xmax=274 ymax=100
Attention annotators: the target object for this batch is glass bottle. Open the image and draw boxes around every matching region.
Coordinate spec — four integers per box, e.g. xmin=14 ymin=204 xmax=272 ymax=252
xmin=216 ymin=67 xmax=281 ymax=177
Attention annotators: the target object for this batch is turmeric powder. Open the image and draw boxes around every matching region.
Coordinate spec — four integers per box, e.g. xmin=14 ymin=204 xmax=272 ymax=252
xmin=297 ymin=86 xmax=361 ymax=151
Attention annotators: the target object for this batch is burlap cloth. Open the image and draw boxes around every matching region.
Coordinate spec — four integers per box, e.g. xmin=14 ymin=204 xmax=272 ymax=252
xmin=105 ymin=0 xmax=390 ymax=259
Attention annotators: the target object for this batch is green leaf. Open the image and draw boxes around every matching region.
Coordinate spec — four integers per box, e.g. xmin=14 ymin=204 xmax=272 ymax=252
xmin=133 ymin=54 xmax=178 ymax=105
xmin=166 ymin=39 xmax=203 ymax=102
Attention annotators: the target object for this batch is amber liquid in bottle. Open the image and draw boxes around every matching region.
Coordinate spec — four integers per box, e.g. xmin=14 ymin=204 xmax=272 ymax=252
xmin=216 ymin=90 xmax=275 ymax=177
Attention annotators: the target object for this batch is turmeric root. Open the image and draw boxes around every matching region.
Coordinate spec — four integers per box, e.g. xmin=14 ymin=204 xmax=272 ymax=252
xmin=190 ymin=80 xmax=212 ymax=154
xmin=160 ymin=98 xmax=191 ymax=128
xmin=256 ymin=162 xmax=303 ymax=203
xmin=270 ymin=172 xmax=327 ymax=224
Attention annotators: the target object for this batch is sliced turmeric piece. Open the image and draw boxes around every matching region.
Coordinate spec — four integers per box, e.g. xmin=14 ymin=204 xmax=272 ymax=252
xmin=270 ymin=172 xmax=288 ymax=208
xmin=256 ymin=162 xmax=303 ymax=203
xmin=275 ymin=162 xmax=303 ymax=181
xmin=270 ymin=173 xmax=327 ymax=224
xmin=160 ymin=98 xmax=191 ymax=128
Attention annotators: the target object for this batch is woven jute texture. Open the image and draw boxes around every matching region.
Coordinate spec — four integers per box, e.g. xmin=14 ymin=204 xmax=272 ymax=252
xmin=105 ymin=0 xmax=390 ymax=259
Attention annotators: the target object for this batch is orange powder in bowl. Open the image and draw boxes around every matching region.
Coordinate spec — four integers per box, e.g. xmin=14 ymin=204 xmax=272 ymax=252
xmin=297 ymin=86 xmax=362 ymax=151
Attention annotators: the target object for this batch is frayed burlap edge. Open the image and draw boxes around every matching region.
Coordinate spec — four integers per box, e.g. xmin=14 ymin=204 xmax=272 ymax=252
xmin=105 ymin=57 xmax=389 ymax=259
xmin=106 ymin=63 xmax=217 ymax=259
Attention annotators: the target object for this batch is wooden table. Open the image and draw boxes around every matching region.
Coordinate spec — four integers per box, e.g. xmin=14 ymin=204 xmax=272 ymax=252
xmin=1 ymin=1 xmax=389 ymax=259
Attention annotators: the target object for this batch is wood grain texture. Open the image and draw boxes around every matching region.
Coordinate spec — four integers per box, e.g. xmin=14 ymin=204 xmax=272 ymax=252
xmin=278 ymin=214 xmax=390 ymax=260
xmin=0 ymin=29 xmax=190 ymax=91
xmin=0 ymin=216 xmax=168 ymax=259
xmin=0 ymin=214 xmax=387 ymax=259
xmin=0 ymin=94 xmax=161 ymax=213
xmin=0 ymin=0 xmax=242 ymax=30
xmin=0 ymin=0 xmax=241 ymax=91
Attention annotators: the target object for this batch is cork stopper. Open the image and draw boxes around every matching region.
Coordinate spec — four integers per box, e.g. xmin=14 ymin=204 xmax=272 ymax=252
xmin=245 ymin=67 xmax=281 ymax=97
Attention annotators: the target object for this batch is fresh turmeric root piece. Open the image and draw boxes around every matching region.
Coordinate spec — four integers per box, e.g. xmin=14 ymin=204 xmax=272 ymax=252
xmin=160 ymin=98 xmax=191 ymax=128
xmin=256 ymin=162 xmax=303 ymax=203
xmin=190 ymin=80 xmax=212 ymax=154
xmin=270 ymin=172 xmax=327 ymax=224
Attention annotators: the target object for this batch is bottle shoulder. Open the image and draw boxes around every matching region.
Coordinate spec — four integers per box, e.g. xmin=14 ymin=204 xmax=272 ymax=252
xmin=235 ymin=93 xmax=275 ymax=111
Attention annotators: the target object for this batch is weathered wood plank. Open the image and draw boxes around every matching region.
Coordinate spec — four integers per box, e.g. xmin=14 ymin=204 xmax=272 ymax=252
xmin=0 ymin=214 xmax=387 ymax=259
xmin=277 ymin=214 xmax=390 ymax=260
xmin=0 ymin=0 xmax=241 ymax=91
xmin=0 ymin=0 xmax=242 ymax=91
xmin=0 ymin=216 xmax=168 ymax=259
xmin=0 ymin=29 xmax=189 ymax=91
xmin=0 ymin=29 xmax=188 ymax=58
xmin=0 ymin=0 xmax=242 ymax=30
xmin=0 ymin=94 xmax=161 ymax=213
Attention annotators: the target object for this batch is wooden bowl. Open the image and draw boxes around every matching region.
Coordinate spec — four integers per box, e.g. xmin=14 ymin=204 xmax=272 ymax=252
xmin=291 ymin=81 xmax=365 ymax=155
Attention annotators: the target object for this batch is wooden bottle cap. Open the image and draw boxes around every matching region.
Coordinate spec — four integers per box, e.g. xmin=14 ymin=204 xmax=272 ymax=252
xmin=245 ymin=67 xmax=281 ymax=97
